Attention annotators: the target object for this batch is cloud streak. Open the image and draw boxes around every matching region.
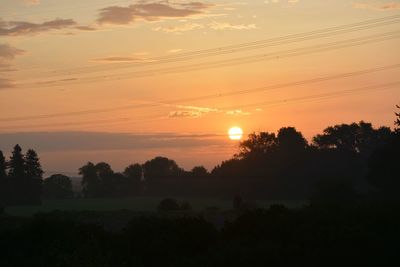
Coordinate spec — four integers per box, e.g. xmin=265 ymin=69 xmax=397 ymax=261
xmin=0 ymin=78 xmax=16 ymax=89
xmin=0 ymin=43 xmax=25 ymax=75
xmin=0 ymin=131 xmax=226 ymax=152
xmin=0 ymin=18 xmax=97 ymax=36
xmin=0 ymin=43 xmax=25 ymax=60
xmin=0 ymin=18 xmax=77 ymax=36
xmin=97 ymin=2 xmax=213 ymax=25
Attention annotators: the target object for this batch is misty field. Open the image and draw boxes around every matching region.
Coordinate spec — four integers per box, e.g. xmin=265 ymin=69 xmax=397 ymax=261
xmin=4 ymin=197 xmax=305 ymax=217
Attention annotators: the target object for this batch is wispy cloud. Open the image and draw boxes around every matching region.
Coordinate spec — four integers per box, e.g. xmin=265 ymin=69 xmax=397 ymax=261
xmin=0 ymin=18 xmax=97 ymax=36
xmin=168 ymin=104 xmax=251 ymax=118
xmin=168 ymin=104 xmax=219 ymax=118
xmin=0 ymin=18 xmax=76 ymax=36
xmin=92 ymin=56 xmax=154 ymax=63
xmin=353 ymin=1 xmax=400 ymax=11
xmin=225 ymin=109 xmax=251 ymax=116
xmin=154 ymin=20 xmax=257 ymax=34
xmin=208 ymin=21 xmax=257 ymax=30
xmin=0 ymin=43 xmax=25 ymax=60
xmin=0 ymin=131 xmax=225 ymax=152
xmin=97 ymin=2 xmax=214 ymax=25
xmin=0 ymin=78 xmax=15 ymax=89
xmin=153 ymin=23 xmax=204 ymax=33
xmin=0 ymin=43 xmax=25 ymax=74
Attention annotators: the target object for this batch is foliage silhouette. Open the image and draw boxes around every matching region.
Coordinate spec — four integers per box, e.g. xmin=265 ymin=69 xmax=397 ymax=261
xmin=1 ymin=145 xmax=43 ymax=205
xmin=43 ymin=174 xmax=73 ymax=199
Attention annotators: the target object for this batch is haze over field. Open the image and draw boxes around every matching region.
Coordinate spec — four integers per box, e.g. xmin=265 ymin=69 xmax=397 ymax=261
xmin=1 ymin=0 xmax=399 ymax=174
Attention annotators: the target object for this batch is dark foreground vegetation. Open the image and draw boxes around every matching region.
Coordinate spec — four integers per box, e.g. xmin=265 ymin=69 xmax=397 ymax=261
xmin=0 ymin=203 xmax=399 ymax=267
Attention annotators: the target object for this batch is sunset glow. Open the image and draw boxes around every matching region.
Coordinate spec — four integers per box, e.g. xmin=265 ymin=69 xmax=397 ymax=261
xmin=0 ymin=0 xmax=399 ymax=173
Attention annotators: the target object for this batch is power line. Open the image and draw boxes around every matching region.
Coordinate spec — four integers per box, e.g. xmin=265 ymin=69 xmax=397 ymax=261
xmin=16 ymin=14 xmax=400 ymax=78
xmin=218 ymin=81 xmax=400 ymax=111
xmin=1 ymin=63 xmax=399 ymax=122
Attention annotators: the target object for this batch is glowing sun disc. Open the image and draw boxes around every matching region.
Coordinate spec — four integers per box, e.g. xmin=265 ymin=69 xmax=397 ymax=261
xmin=228 ymin=127 xmax=243 ymax=140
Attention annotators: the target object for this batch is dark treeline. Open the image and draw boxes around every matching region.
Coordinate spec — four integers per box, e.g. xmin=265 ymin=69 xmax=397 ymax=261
xmin=1 ymin=106 xmax=399 ymax=206
xmin=0 ymin=145 xmax=43 ymax=206
xmin=77 ymin=119 xmax=399 ymax=202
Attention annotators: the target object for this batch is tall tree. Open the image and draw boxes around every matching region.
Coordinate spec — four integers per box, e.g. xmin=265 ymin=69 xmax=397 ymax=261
xmin=395 ymin=105 xmax=400 ymax=134
xmin=25 ymin=149 xmax=44 ymax=180
xmin=0 ymin=150 xmax=6 ymax=180
xmin=79 ymin=162 xmax=99 ymax=198
xmin=24 ymin=149 xmax=43 ymax=204
xmin=0 ymin=150 xmax=7 ymax=206
xmin=8 ymin=144 xmax=25 ymax=179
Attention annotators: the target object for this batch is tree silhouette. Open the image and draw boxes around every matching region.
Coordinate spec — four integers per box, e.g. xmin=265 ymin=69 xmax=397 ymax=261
xmin=191 ymin=166 xmax=209 ymax=177
xmin=143 ymin=157 xmax=183 ymax=181
xmin=0 ymin=150 xmax=6 ymax=180
xmin=237 ymin=132 xmax=277 ymax=158
xmin=277 ymin=127 xmax=308 ymax=152
xmin=94 ymin=162 xmax=115 ymax=197
xmin=25 ymin=149 xmax=44 ymax=179
xmin=124 ymin=163 xmax=142 ymax=195
xmin=79 ymin=162 xmax=99 ymax=198
xmin=367 ymin=136 xmax=400 ymax=200
xmin=43 ymin=174 xmax=73 ymax=199
xmin=24 ymin=149 xmax=43 ymax=204
xmin=124 ymin=164 xmax=142 ymax=181
xmin=0 ymin=150 xmax=7 ymax=206
xmin=313 ymin=121 xmax=391 ymax=157
xmin=395 ymin=105 xmax=400 ymax=134
xmin=8 ymin=144 xmax=25 ymax=179
xmin=366 ymin=108 xmax=400 ymax=200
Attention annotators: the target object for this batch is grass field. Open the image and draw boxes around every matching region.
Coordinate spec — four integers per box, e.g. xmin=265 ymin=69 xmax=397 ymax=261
xmin=4 ymin=197 xmax=305 ymax=217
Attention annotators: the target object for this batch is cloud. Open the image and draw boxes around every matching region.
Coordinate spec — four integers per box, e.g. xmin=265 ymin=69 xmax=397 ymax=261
xmin=153 ymin=23 xmax=204 ymax=33
xmin=0 ymin=44 xmax=25 ymax=74
xmin=0 ymin=78 xmax=15 ymax=89
xmin=168 ymin=105 xmax=219 ymax=118
xmin=97 ymin=2 xmax=213 ymax=25
xmin=92 ymin=56 xmax=153 ymax=63
xmin=0 ymin=18 xmax=77 ymax=36
xmin=0 ymin=131 xmax=225 ymax=152
xmin=353 ymin=2 xmax=400 ymax=11
xmin=154 ymin=20 xmax=257 ymax=34
xmin=225 ymin=109 xmax=251 ymax=116
xmin=0 ymin=44 xmax=25 ymax=60
xmin=74 ymin=25 xmax=97 ymax=31
xmin=169 ymin=110 xmax=203 ymax=118
xmin=208 ymin=21 xmax=257 ymax=30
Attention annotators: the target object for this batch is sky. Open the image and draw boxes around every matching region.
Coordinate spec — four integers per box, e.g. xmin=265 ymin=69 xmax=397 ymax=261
xmin=0 ymin=0 xmax=399 ymax=175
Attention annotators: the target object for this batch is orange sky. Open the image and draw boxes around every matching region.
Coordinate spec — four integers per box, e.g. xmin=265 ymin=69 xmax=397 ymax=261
xmin=0 ymin=0 xmax=399 ymax=174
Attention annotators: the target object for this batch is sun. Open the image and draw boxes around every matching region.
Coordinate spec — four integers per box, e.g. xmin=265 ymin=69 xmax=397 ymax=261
xmin=228 ymin=127 xmax=243 ymax=140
